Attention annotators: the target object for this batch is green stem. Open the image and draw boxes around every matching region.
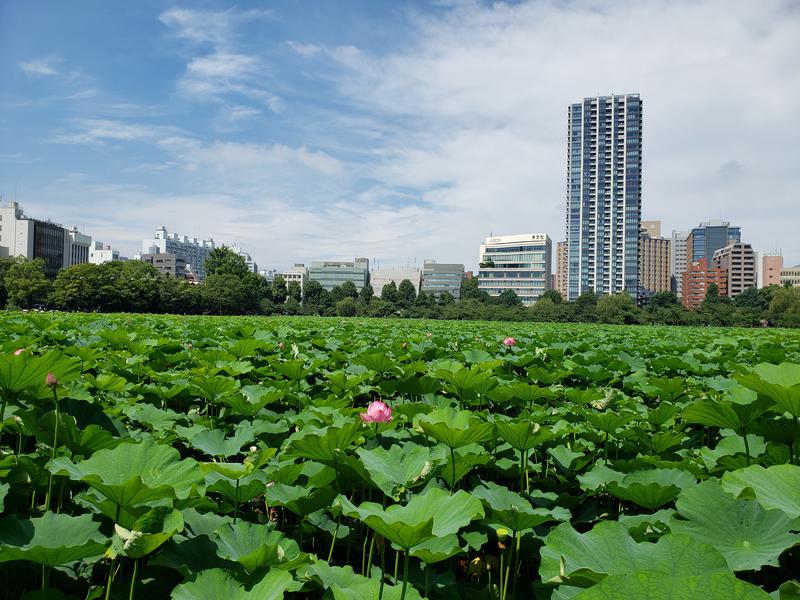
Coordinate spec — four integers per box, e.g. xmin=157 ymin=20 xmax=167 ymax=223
xmin=45 ymin=389 xmax=60 ymax=512
xmin=399 ymin=551 xmax=410 ymax=600
xmin=394 ymin=550 xmax=399 ymax=581
xmin=742 ymin=429 xmax=751 ymax=466
xmin=793 ymin=416 xmax=799 ymax=465
xmin=499 ymin=550 xmax=505 ymax=599
xmin=450 ymin=446 xmax=457 ymax=493
xmin=366 ymin=533 xmax=376 ymax=577
xmin=104 ymin=559 xmax=115 ymax=600
xmin=511 ymin=530 xmax=521 ymax=599
xmin=327 ymin=514 xmax=341 ymax=563
xmin=128 ymin=559 xmax=139 ymax=600
xmin=233 ymin=479 xmax=240 ymax=524
xmin=378 ymin=544 xmax=386 ymax=600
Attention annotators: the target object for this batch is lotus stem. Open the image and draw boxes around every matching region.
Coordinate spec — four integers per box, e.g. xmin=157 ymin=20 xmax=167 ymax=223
xmin=793 ymin=416 xmax=799 ymax=465
xmin=233 ymin=479 xmax=240 ymax=524
xmin=450 ymin=446 xmax=457 ymax=493
xmin=378 ymin=543 xmax=386 ymax=600
xmin=327 ymin=513 xmax=341 ymax=563
xmin=128 ymin=558 xmax=138 ymax=600
xmin=394 ymin=550 xmax=400 ymax=581
xmin=499 ymin=550 xmax=504 ymax=599
xmin=44 ymin=387 xmax=60 ymax=512
xmin=104 ymin=559 xmax=115 ymax=600
xmin=742 ymin=429 xmax=751 ymax=466
xmin=511 ymin=530 xmax=521 ymax=599
xmin=399 ymin=551 xmax=410 ymax=600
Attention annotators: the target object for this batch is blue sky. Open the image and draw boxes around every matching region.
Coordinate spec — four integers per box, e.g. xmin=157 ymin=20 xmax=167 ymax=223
xmin=1 ymin=0 xmax=799 ymax=270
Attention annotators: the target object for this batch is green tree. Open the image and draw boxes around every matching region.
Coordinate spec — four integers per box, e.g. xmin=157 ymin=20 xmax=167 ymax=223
xmin=381 ymin=281 xmax=398 ymax=304
xmin=539 ymin=289 xmax=563 ymax=304
xmin=272 ymin=274 xmax=288 ymax=304
xmin=397 ymin=279 xmax=417 ymax=308
xmin=201 ymin=274 xmax=250 ymax=315
xmin=596 ymin=293 xmax=643 ymax=324
xmin=0 ymin=257 xmax=15 ymax=308
xmin=335 ymin=297 xmax=358 ymax=317
xmin=497 ymin=289 xmax=521 ymax=307
xmin=52 ymin=263 xmax=102 ymax=311
xmin=115 ymin=261 xmax=161 ymax=312
xmin=415 ymin=290 xmax=435 ymax=308
xmin=529 ymin=297 xmax=559 ymax=321
xmin=704 ymin=282 xmax=720 ymax=304
xmin=438 ymin=291 xmax=455 ymax=306
xmin=303 ymin=280 xmax=324 ymax=306
xmin=204 ymin=247 xmax=250 ymax=278
xmin=358 ymin=282 xmax=374 ymax=305
xmin=461 ymin=277 xmax=489 ymax=302
xmin=768 ymin=286 xmax=800 ymax=326
xmin=648 ymin=291 xmax=681 ymax=309
xmin=339 ymin=280 xmax=358 ymax=300
xmin=4 ymin=258 xmax=52 ymax=309
xmin=287 ymin=280 xmax=302 ymax=302
xmin=574 ymin=291 xmax=598 ymax=322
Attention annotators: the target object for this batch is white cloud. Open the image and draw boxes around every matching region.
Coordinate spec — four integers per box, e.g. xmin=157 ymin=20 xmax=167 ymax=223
xmin=19 ymin=58 xmax=59 ymax=76
xmin=158 ymin=7 xmax=273 ymax=47
xmin=49 ymin=119 xmax=185 ymax=145
xmin=286 ymin=41 xmax=322 ymax=57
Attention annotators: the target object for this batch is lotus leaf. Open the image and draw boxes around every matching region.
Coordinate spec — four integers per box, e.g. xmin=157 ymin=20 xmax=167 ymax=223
xmin=0 ymin=512 xmax=107 ymax=566
xmin=171 ymin=567 xmax=295 ymax=600
xmin=671 ymin=479 xmax=800 ymax=571
xmin=417 ymin=407 xmax=494 ymax=449
xmin=721 ymin=464 xmax=800 ymax=518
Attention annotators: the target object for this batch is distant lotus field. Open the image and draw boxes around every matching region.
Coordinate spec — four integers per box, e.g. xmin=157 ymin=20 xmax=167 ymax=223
xmin=0 ymin=313 xmax=799 ymax=599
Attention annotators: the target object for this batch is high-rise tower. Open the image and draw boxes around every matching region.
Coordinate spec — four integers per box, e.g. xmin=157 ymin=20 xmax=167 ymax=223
xmin=566 ymin=94 xmax=642 ymax=300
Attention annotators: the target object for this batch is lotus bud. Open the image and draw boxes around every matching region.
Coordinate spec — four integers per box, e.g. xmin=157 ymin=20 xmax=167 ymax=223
xmin=359 ymin=400 xmax=392 ymax=423
xmin=45 ymin=372 xmax=59 ymax=388
xmin=14 ymin=348 xmax=24 ymax=356
xmin=249 ymin=445 xmax=258 ymax=453
xmin=187 ymin=342 xmax=193 ymax=349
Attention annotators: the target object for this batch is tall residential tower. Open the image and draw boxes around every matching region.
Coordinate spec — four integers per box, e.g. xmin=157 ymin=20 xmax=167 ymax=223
xmin=566 ymin=94 xmax=642 ymax=300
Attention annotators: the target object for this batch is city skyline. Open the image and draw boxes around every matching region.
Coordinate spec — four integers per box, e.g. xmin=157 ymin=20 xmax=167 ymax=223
xmin=1 ymin=0 xmax=798 ymax=271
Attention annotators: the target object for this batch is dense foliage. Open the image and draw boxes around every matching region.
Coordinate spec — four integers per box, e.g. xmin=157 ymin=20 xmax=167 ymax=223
xmin=2 ymin=254 xmax=799 ymax=327
xmin=0 ymin=314 xmax=799 ymax=599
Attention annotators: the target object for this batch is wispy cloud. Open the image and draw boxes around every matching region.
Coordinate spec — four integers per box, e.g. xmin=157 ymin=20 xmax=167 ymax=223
xmin=159 ymin=7 xmax=273 ymax=48
xmin=19 ymin=57 xmax=60 ymax=76
xmin=49 ymin=119 xmax=186 ymax=145
xmin=286 ymin=41 xmax=321 ymax=57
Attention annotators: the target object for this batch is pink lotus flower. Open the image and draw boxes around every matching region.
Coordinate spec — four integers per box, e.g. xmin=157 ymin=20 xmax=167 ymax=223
xmin=503 ymin=337 xmax=516 ymax=347
xmin=360 ymin=401 xmax=392 ymax=423
xmin=14 ymin=348 xmax=25 ymax=356
xmin=45 ymin=372 xmax=59 ymax=388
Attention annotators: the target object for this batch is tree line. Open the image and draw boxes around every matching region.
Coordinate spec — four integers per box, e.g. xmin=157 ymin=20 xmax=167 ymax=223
xmin=1 ymin=248 xmax=798 ymax=327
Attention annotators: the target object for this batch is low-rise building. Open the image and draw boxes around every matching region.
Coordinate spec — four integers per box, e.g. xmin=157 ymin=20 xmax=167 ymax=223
xmin=370 ymin=267 xmax=422 ymax=295
xmin=66 ymin=227 xmax=92 ymax=267
xmin=682 ymin=258 xmax=727 ymax=308
xmin=712 ymin=242 xmax=756 ymax=297
xmin=282 ymin=264 xmax=308 ymax=292
xmin=421 ymin=260 xmax=465 ymax=299
xmin=139 ymin=252 xmax=186 ymax=278
xmin=782 ymin=265 xmax=800 ymax=288
xmin=89 ymin=242 xmax=120 ymax=265
xmin=477 ymin=233 xmax=551 ymax=305
xmin=142 ymin=226 xmax=215 ymax=280
xmin=308 ymin=258 xmax=369 ymax=291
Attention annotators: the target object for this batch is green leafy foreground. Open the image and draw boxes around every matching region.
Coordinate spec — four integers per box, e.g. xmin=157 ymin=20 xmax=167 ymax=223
xmin=0 ymin=313 xmax=799 ymax=599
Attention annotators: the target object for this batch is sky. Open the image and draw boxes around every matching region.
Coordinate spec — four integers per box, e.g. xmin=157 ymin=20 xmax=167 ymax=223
xmin=1 ymin=0 xmax=799 ymax=272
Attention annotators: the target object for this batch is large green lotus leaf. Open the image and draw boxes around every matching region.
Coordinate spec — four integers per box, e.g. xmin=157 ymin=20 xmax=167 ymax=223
xmin=494 ymin=417 xmax=554 ymax=451
xmin=0 ymin=350 xmax=80 ymax=394
xmin=201 ymin=461 xmax=255 ymax=481
xmin=572 ymin=570 xmax=770 ymax=600
xmin=671 ymin=479 xmax=800 ymax=571
xmin=577 ymin=462 xmax=626 ymax=492
xmin=683 ymin=398 xmax=770 ymax=431
xmin=335 ymin=497 xmax=433 ymax=550
xmin=301 ymin=562 xmax=423 ymax=600
xmin=473 ymin=481 xmax=569 ymax=531
xmin=0 ymin=512 xmax=107 ymax=566
xmin=356 ymin=442 xmax=433 ymax=499
xmin=606 ymin=469 xmax=696 ymax=510
xmin=284 ymin=420 xmax=363 ymax=464
xmin=191 ymin=375 xmax=240 ymax=401
xmin=336 ymin=487 xmax=483 ymax=549
xmin=737 ymin=363 xmax=800 ymax=417
xmin=113 ymin=506 xmax=184 ymax=558
xmin=207 ymin=470 xmax=270 ymax=504
xmin=171 ymin=567 xmax=295 ymax=600
xmin=187 ymin=428 xmax=251 ymax=458
xmin=212 ymin=520 xmax=309 ymax=575
xmin=437 ymin=443 xmax=490 ymax=489
xmin=417 ymin=407 xmax=493 ymax=449
xmin=121 ymin=403 xmax=186 ymax=432
xmin=266 ymin=483 xmax=339 ymax=516
xmin=409 ymin=533 xmax=463 ymax=564
xmin=721 ymin=464 xmax=800 ymax=518
xmin=539 ymin=521 xmax=729 ymax=587
xmin=223 ymin=385 xmax=284 ymax=417
xmin=699 ymin=435 xmax=766 ymax=472
xmin=48 ymin=439 xmax=205 ymax=508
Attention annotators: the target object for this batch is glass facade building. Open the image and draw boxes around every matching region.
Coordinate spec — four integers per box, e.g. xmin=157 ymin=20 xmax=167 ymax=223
xmin=308 ymin=258 xmax=369 ymax=291
xmin=687 ymin=221 xmax=741 ymax=262
xmin=566 ymin=94 xmax=642 ymax=300
xmin=477 ymin=233 xmax=552 ymax=305
xmin=421 ymin=260 xmax=465 ymax=299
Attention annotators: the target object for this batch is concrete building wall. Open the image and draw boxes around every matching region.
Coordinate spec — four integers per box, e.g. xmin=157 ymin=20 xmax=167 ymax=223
xmin=143 ymin=226 xmax=215 ymax=279
xmin=140 ymin=252 xmax=186 ymax=278
xmin=671 ymin=230 xmax=690 ymax=295
xmin=781 ymin=265 xmax=800 ymax=288
xmin=712 ymin=242 xmax=755 ymax=297
xmin=370 ymin=268 xmax=422 ymax=295
xmin=761 ymin=254 xmax=783 ymax=288
xmin=421 ymin=260 xmax=465 ymax=299
xmin=555 ymin=241 xmax=568 ymax=300
xmin=682 ymin=258 xmax=727 ymax=308
xmin=639 ymin=235 xmax=671 ymax=293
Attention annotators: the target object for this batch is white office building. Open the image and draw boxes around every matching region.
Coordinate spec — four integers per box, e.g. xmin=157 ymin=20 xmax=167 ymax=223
xmin=231 ymin=244 xmax=258 ymax=273
xmin=143 ymin=226 xmax=215 ymax=280
xmin=89 ymin=242 xmax=121 ymax=265
xmin=370 ymin=267 xmax=422 ymax=295
xmin=282 ymin=264 xmax=308 ymax=290
xmin=670 ymin=230 xmax=690 ymax=295
xmin=477 ymin=233 xmax=552 ymax=305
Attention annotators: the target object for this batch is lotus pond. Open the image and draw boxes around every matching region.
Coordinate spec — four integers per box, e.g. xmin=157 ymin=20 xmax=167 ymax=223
xmin=1 ymin=313 xmax=799 ymax=599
